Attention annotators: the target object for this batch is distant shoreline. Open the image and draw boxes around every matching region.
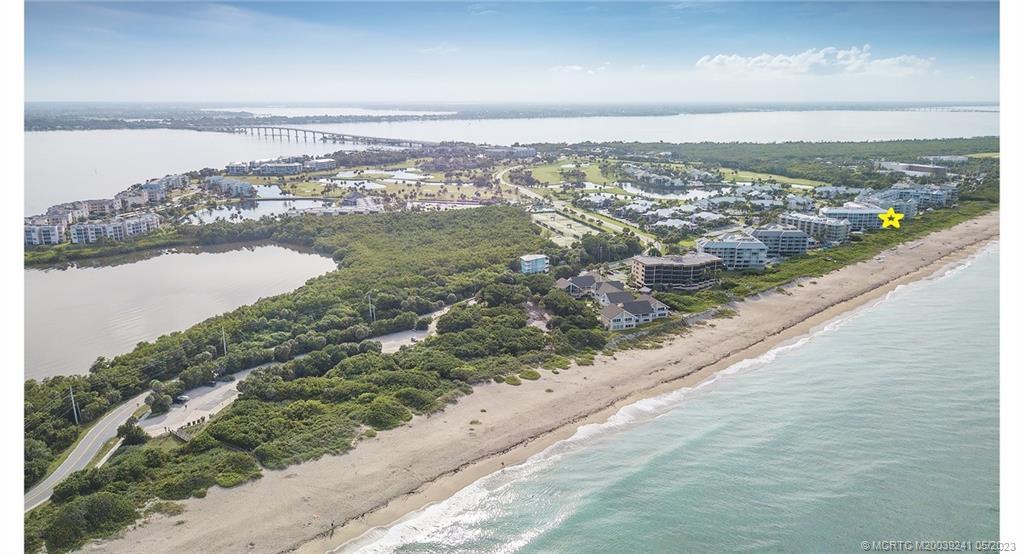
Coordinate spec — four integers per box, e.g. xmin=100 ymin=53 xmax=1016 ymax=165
xmin=24 ymin=102 xmax=1000 ymax=133
xmin=90 ymin=211 xmax=999 ymax=554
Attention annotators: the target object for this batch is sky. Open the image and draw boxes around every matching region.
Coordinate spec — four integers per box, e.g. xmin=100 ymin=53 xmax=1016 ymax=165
xmin=23 ymin=1 xmax=1000 ymax=104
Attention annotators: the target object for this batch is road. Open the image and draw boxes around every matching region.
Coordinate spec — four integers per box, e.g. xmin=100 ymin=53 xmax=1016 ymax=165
xmin=24 ymin=391 xmax=149 ymax=512
xmin=377 ymin=305 xmax=453 ymax=353
xmin=141 ymin=368 xmax=258 ymax=437
xmin=23 ymin=298 xmax=468 ymax=512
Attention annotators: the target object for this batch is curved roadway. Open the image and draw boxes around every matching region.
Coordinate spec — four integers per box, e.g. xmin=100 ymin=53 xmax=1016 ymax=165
xmin=24 ymin=392 xmax=149 ymax=512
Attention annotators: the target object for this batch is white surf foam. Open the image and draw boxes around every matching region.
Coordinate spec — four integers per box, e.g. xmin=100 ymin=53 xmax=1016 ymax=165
xmin=338 ymin=242 xmax=1000 ymax=553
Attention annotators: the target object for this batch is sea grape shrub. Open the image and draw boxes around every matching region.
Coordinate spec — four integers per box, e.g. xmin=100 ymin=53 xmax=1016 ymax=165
xmin=359 ymin=396 xmax=413 ymax=430
xmin=44 ymin=492 xmax=137 ymax=552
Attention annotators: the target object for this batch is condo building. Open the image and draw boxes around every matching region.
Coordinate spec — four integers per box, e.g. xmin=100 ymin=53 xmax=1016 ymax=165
xmin=205 ymin=176 xmax=256 ymax=197
xmin=69 ymin=213 xmax=161 ymax=244
xmin=519 ymin=254 xmax=550 ymax=275
xmin=752 ymin=224 xmax=810 ymax=257
xmin=697 ymin=233 xmax=769 ymax=271
xmin=867 ymin=183 xmax=958 ymax=209
xmin=779 ymin=212 xmax=851 ymax=244
xmin=257 ymin=162 xmax=303 ymax=175
xmin=226 ymin=162 xmax=249 ymax=175
xmin=630 ymin=253 xmax=724 ymax=291
xmin=24 ymin=219 xmax=66 ymax=246
xmin=820 ymin=203 xmax=885 ymax=231
xmin=304 ymin=158 xmax=338 ymax=171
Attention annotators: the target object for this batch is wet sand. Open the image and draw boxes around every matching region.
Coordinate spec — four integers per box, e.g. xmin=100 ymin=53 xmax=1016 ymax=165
xmin=87 ymin=211 xmax=999 ymax=554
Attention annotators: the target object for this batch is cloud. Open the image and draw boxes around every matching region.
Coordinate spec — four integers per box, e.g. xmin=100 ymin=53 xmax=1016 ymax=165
xmin=550 ymin=62 xmax=609 ymax=75
xmin=467 ymin=4 xmax=500 ymax=16
xmin=417 ymin=43 xmax=461 ymax=55
xmin=695 ymin=45 xmax=934 ymax=77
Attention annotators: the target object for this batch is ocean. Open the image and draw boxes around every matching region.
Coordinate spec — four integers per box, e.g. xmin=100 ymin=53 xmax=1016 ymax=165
xmin=347 ymin=244 xmax=1000 ymax=553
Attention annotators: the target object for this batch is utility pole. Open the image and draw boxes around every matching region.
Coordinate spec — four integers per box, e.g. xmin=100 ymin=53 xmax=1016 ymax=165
xmin=366 ymin=293 xmax=376 ymax=323
xmin=221 ymin=327 xmax=228 ymax=356
xmin=69 ymin=386 xmax=79 ymax=425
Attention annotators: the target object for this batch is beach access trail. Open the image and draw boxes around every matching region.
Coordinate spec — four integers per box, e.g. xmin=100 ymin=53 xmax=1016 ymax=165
xmin=90 ymin=211 xmax=999 ymax=554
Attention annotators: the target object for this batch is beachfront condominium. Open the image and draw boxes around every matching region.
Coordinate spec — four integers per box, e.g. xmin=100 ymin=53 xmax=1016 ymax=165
xmin=752 ymin=224 xmax=810 ymax=257
xmin=69 ymin=213 xmax=161 ymax=244
xmin=519 ymin=254 xmax=550 ymax=274
xmin=630 ymin=253 xmax=724 ymax=291
xmin=820 ymin=203 xmax=885 ymax=231
xmin=866 ymin=183 xmax=958 ymax=210
xmin=697 ymin=233 xmax=769 ymax=271
xmin=779 ymin=212 xmax=850 ymax=244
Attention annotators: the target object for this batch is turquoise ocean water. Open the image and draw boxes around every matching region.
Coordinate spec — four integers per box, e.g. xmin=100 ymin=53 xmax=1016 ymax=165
xmin=349 ymin=245 xmax=999 ymax=553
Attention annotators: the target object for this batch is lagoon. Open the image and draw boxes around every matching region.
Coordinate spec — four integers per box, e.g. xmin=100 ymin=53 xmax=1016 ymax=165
xmin=25 ymin=245 xmax=336 ymax=381
xmin=25 ymin=109 xmax=998 ymax=214
xmin=24 ymin=129 xmax=365 ymax=215
xmin=294 ymin=109 xmax=999 ymax=146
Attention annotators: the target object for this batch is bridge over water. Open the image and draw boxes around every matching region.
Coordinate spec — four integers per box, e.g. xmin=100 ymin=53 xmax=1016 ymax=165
xmin=225 ymin=125 xmax=438 ymax=148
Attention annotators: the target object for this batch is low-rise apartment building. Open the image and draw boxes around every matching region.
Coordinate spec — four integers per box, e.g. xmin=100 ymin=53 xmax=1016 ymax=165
xmin=630 ymin=253 xmax=724 ymax=291
xmin=205 ymin=176 xmax=256 ymax=197
xmin=226 ymin=162 xmax=249 ymax=175
xmin=24 ymin=219 xmax=66 ymax=246
xmin=779 ymin=212 xmax=850 ymax=244
xmin=697 ymin=233 xmax=769 ymax=271
xmin=69 ymin=213 xmax=161 ymax=244
xmin=820 ymin=203 xmax=885 ymax=231
xmin=257 ymin=162 xmax=304 ymax=175
xmin=519 ymin=254 xmax=550 ymax=274
xmin=752 ymin=224 xmax=810 ymax=257
xmin=304 ymin=158 xmax=338 ymax=172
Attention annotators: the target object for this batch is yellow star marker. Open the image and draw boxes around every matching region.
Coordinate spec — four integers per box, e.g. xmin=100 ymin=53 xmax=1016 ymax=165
xmin=879 ymin=207 xmax=904 ymax=229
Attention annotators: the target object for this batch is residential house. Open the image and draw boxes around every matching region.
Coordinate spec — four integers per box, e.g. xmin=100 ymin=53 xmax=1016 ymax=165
xmin=601 ymin=304 xmax=636 ymax=331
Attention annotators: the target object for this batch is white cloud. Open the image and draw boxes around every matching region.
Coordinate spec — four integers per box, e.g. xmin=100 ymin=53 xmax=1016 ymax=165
xmin=550 ymin=62 xmax=609 ymax=75
xmin=695 ymin=45 xmax=934 ymax=77
xmin=417 ymin=43 xmax=461 ymax=55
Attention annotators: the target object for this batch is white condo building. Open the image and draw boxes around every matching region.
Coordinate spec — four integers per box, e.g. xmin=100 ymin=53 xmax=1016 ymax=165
xmin=697 ymin=233 xmax=768 ymax=271
xmin=752 ymin=224 xmax=810 ymax=257
xmin=304 ymin=158 xmax=338 ymax=171
xmin=820 ymin=203 xmax=885 ymax=231
xmin=779 ymin=212 xmax=850 ymax=244
xmin=25 ymin=220 xmax=67 ymax=246
xmin=257 ymin=162 xmax=304 ymax=175
xmin=70 ymin=213 xmax=161 ymax=244
xmin=226 ymin=162 xmax=249 ymax=175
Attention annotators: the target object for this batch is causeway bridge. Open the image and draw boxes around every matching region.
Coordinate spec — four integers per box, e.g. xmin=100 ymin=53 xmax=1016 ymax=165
xmin=226 ymin=125 xmax=438 ymax=147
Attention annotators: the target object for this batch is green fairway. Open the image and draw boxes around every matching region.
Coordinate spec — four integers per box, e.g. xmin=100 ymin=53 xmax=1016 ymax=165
xmin=532 ymin=161 xmax=615 ymax=185
xmin=721 ymin=168 xmax=828 ymax=187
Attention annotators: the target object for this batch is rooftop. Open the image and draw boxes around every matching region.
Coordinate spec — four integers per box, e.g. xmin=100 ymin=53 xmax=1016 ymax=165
xmin=633 ymin=252 xmax=722 ymax=266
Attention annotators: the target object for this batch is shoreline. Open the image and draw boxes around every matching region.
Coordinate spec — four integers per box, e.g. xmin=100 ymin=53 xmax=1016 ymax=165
xmin=89 ymin=211 xmax=999 ymax=554
xmin=318 ymin=230 xmax=1002 ymax=553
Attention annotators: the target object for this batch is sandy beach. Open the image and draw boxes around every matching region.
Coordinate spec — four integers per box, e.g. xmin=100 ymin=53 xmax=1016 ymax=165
xmin=87 ymin=211 xmax=1000 ymax=554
